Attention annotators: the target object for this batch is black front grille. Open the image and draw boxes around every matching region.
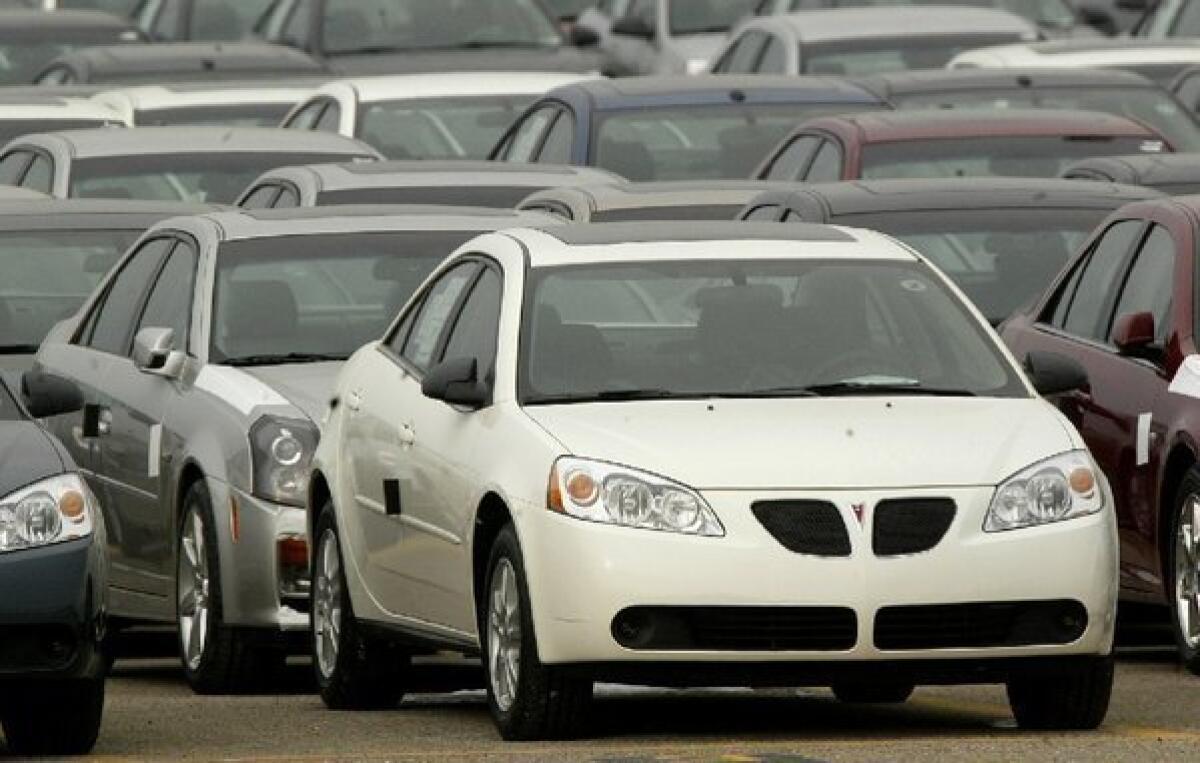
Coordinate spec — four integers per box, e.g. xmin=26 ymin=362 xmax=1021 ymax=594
xmin=872 ymin=498 xmax=956 ymax=556
xmin=874 ymin=600 xmax=1089 ymax=650
xmin=612 ymin=606 xmax=857 ymax=651
xmin=752 ymin=500 xmax=851 ymax=556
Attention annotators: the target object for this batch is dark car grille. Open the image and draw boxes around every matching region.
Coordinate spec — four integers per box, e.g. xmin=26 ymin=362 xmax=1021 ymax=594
xmin=874 ymin=600 xmax=1089 ymax=650
xmin=752 ymin=500 xmax=851 ymax=556
xmin=872 ymin=498 xmax=956 ymax=556
xmin=612 ymin=606 xmax=858 ymax=651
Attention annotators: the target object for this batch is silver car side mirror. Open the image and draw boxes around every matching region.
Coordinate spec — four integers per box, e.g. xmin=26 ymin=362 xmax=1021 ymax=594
xmin=133 ymin=327 xmax=185 ymax=379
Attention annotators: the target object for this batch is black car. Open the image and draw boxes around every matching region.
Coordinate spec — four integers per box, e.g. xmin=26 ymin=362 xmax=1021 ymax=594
xmin=0 ymin=200 xmax=223 ymax=372
xmin=738 ymin=177 xmax=1162 ymax=324
xmin=34 ymin=41 xmax=326 ymax=86
xmin=1061 ymin=152 xmax=1200 ymax=194
xmin=0 ymin=371 xmax=106 ymax=756
xmin=852 ymin=67 xmax=1200 ymax=152
xmin=252 ymin=0 xmax=601 ymax=75
xmin=0 ymin=9 xmax=142 ymax=85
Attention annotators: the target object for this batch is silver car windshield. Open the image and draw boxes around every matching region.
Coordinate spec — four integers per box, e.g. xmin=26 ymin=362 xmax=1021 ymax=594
xmin=209 ymin=231 xmax=478 ymax=366
xmin=519 ymin=258 xmax=1027 ymax=403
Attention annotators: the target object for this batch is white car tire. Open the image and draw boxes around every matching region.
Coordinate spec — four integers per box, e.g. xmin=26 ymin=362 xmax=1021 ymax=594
xmin=312 ymin=505 xmax=410 ymax=710
xmin=483 ymin=525 xmax=592 ymax=740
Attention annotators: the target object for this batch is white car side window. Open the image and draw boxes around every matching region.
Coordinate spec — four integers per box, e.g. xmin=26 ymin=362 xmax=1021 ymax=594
xmin=402 ymin=264 xmax=476 ymax=371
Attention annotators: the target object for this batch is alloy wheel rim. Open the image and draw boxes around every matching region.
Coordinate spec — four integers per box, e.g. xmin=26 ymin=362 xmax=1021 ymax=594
xmin=177 ymin=507 xmax=210 ymax=672
xmin=313 ymin=529 xmax=342 ymax=680
xmin=487 ymin=558 xmax=522 ymax=712
xmin=1177 ymin=494 xmax=1200 ymax=649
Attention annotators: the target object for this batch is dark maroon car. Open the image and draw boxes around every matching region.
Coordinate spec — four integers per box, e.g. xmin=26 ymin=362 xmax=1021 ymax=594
xmin=1001 ymin=195 xmax=1200 ymax=673
xmin=754 ymin=109 xmax=1173 ymax=183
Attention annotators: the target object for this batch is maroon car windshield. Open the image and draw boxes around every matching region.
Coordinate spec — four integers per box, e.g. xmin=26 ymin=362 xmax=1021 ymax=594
xmin=861 ymin=135 xmax=1167 ymax=180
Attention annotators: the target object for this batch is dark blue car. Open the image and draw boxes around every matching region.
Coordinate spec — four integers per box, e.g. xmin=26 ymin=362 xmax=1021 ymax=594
xmin=488 ymin=74 xmax=888 ymax=182
xmin=0 ymin=372 xmax=107 ymax=756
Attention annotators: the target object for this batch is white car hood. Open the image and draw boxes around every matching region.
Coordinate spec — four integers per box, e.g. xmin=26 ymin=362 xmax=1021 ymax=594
xmin=524 ymin=397 xmax=1076 ymax=490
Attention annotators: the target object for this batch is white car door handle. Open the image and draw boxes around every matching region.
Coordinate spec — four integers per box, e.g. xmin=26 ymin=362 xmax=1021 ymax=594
xmin=397 ymin=422 xmax=416 ymax=447
xmin=346 ymin=390 xmax=363 ymax=412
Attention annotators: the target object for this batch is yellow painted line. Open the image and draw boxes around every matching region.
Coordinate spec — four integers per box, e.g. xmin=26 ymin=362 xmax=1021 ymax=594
xmin=1109 ymin=725 xmax=1200 ymax=742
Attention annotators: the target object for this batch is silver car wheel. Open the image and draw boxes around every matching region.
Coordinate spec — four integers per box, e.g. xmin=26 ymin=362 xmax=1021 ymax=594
xmin=487 ymin=558 xmax=521 ymax=712
xmin=313 ymin=529 xmax=342 ymax=680
xmin=1177 ymin=494 xmax=1200 ymax=649
xmin=177 ymin=507 xmax=210 ymax=671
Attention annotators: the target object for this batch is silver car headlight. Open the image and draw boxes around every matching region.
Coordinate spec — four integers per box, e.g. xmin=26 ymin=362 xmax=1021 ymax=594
xmin=249 ymin=415 xmax=318 ymax=508
xmin=548 ymin=456 xmax=724 ymax=537
xmin=0 ymin=473 xmax=96 ymax=553
xmin=984 ymin=451 xmax=1104 ymax=533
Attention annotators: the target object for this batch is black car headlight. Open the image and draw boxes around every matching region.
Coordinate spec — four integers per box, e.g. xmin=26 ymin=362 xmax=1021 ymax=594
xmin=249 ymin=416 xmax=319 ymax=508
xmin=0 ymin=473 xmax=96 ymax=553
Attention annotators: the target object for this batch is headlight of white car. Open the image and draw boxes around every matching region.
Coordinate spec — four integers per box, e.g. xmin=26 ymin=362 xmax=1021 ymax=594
xmin=984 ymin=451 xmax=1104 ymax=533
xmin=548 ymin=457 xmax=724 ymax=536
xmin=249 ymin=415 xmax=319 ymax=508
xmin=0 ymin=473 xmax=96 ymax=553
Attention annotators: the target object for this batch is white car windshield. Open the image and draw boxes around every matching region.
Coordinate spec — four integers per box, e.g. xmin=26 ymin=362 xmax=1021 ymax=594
xmin=321 ymin=0 xmax=561 ymax=55
xmin=519 ymin=258 xmax=1027 ymax=403
xmin=359 ymin=95 xmax=538 ymax=159
xmin=669 ymin=0 xmax=757 ymax=36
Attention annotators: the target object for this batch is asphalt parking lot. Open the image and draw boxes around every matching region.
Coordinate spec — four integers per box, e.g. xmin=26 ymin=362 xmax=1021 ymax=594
xmin=18 ymin=646 xmax=1195 ymax=762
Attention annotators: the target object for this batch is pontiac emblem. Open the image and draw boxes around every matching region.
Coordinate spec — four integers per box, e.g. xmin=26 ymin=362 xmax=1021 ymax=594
xmin=851 ymin=503 xmax=867 ymax=525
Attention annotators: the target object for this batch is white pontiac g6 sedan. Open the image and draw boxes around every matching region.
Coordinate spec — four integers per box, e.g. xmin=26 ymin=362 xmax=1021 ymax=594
xmin=308 ymin=222 xmax=1119 ymax=739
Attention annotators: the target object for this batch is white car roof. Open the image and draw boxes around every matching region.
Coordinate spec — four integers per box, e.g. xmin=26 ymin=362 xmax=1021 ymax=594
xmin=92 ymin=83 xmax=320 ymax=112
xmin=0 ymin=96 xmax=125 ymax=125
xmin=503 ymin=223 xmax=918 ymax=268
xmin=764 ymin=6 xmax=1038 ymax=43
xmin=315 ymin=71 xmax=596 ymax=104
xmin=951 ymin=41 xmax=1200 ymax=68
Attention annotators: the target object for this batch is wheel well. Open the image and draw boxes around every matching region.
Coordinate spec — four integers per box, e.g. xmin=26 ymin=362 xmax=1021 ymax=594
xmin=309 ymin=470 xmax=331 ymax=542
xmin=472 ymin=493 xmax=512 ymax=620
xmin=176 ymin=463 xmax=206 ymax=521
xmin=1160 ymin=444 xmax=1196 ymax=585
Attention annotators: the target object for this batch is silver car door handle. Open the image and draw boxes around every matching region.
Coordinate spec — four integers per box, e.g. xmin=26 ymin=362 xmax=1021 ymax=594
xmin=97 ymin=409 xmax=112 ymax=437
xmin=397 ymin=422 xmax=416 ymax=447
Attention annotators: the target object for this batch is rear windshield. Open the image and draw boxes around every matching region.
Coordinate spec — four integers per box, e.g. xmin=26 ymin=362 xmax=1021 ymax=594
xmin=830 ymin=208 xmax=1105 ymax=324
xmin=593 ymin=102 xmax=881 ymax=181
xmin=358 ymin=95 xmax=539 ymax=160
xmin=210 ymin=231 xmax=477 ymax=364
xmin=70 ymin=152 xmax=371 ymax=203
xmin=591 ymin=204 xmax=743 ymax=222
xmin=0 ymin=228 xmax=141 ymax=353
xmin=320 ymin=185 xmax=538 ymax=208
xmin=861 ymin=136 xmax=1166 ymax=180
xmin=891 ymin=86 xmax=1200 ymax=152
xmin=802 ymin=35 xmax=1023 ymax=76
xmin=137 ymin=104 xmax=297 ymax=128
xmin=670 ymin=0 xmax=757 ymax=36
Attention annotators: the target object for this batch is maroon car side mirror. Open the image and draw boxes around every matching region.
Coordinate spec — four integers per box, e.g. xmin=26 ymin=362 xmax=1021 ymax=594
xmin=1112 ymin=312 xmax=1156 ymax=356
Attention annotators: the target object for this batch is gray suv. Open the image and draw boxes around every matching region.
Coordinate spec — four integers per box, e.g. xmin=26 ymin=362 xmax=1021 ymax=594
xmin=33 ymin=204 xmax=551 ymax=693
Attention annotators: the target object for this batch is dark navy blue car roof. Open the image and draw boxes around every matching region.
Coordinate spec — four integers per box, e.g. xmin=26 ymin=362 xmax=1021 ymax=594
xmin=545 ymin=75 xmax=884 ymax=111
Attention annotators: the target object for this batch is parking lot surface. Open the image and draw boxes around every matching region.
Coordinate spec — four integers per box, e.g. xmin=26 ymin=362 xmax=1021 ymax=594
xmin=26 ymin=647 xmax=1195 ymax=762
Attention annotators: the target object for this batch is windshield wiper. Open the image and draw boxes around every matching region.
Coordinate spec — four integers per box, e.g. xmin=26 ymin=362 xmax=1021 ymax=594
xmin=223 ymin=352 xmax=347 ymax=367
xmin=803 ymin=382 xmax=977 ymax=398
xmin=0 ymin=344 xmax=39 ymax=355
xmin=327 ymin=45 xmax=410 ymax=56
xmin=451 ymin=40 xmax=555 ymax=49
xmin=526 ymin=388 xmax=683 ymax=405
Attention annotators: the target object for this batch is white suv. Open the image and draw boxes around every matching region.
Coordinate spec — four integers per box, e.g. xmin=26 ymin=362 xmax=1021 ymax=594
xmin=308 ymin=222 xmax=1118 ymax=739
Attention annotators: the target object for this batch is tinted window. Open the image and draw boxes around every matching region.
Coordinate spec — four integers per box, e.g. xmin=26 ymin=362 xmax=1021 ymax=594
xmin=503 ymin=108 xmax=555 ymax=163
xmin=191 ymin=0 xmax=273 ymax=41
xmin=725 ymin=31 xmax=767 ymax=74
xmin=591 ymin=204 xmax=743 ymax=222
xmin=321 ymin=185 xmax=542 ymax=207
xmin=440 ymin=268 xmax=502 ymax=379
xmin=285 ymin=100 xmax=326 ymax=130
xmin=240 ymin=184 xmax=280 ymax=209
xmin=152 ymin=0 xmax=183 ymax=39
xmin=596 ymin=104 xmax=879 ymax=181
xmin=743 ymin=205 xmax=781 ymax=222
xmin=1061 ymin=221 xmax=1142 ymax=340
xmin=537 ymin=112 xmax=575 ymax=164
xmin=0 ymin=228 xmax=142 ymax=351
xmin=669 ymin=0 xmax=755 ymax=35
xmin=275 ymin=185 xmax=300 ymax=208
xmin=0 ymin=152 xmax=31 ymax=185
xmin=402 ymin=263 xmax=477 ymax=371
xmin=211 ymin=231 xmax=471 ymax=363
xmin=361 ymin=95 xmax=538 ymax=160
xmin=1113 ymin=224 xmax=1175 ymax=343
xmin=70 ymin=152 xmax=370 ymax=203
xmin=86 ymin=238 xmax=173 ymax=355
xmin=20 ymin=154 xmax=53 ymax=194
xmin=861 ymin=137 xmax=1165 ymax=180
xmin=805 ymin=140 xmax=842 ymax=182
xmin=138 ymin=103 xmax=296 ymax=127
xmin=137 ymin=241 xmax=197 ymax=348
xmin=763 ymin=135 xmax=819 ymax=181
xmin=314 ymin=101 xmax=341 ymax=132
xmin=802 ymin=34 xmax=1023 ymax=76
xmin=757 ymin=35 xmax=787 ymax=74
xmin=320 ymin=0 xmax=559 ymax=55
xmin=282 ymin=0 xmax=313 ymax=46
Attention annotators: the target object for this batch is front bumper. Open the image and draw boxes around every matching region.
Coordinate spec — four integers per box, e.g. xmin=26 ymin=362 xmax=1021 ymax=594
xmin=205 ymin=480 xmax=308 ymax=632
xmin=0 ymin=537 xmax=105 ymax=681
xmin=521 ymin=485 xmax=1118 ymax=672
